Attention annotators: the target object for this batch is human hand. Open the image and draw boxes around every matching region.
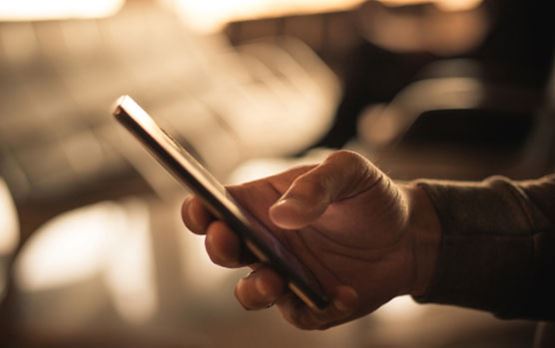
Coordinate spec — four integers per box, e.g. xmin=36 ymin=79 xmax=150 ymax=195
xmin=181 ymin=151 xmax=440 ymax=329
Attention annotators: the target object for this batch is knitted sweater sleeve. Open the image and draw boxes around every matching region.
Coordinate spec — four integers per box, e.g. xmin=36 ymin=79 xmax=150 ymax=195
xmin=414 ymin=175 xmax=555 ymax=320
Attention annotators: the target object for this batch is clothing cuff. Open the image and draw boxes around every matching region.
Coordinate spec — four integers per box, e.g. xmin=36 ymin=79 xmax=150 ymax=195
xmin=412 ymin=177 xmax=540 ymax=318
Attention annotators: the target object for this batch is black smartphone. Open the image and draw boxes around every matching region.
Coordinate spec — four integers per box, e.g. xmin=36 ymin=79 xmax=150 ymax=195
xmin=113 ymin=95 xmax=329 ymax=310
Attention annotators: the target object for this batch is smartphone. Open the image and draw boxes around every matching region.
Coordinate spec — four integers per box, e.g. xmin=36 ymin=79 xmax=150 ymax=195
xmin=113 ymin=96 xmax=330 ymax=310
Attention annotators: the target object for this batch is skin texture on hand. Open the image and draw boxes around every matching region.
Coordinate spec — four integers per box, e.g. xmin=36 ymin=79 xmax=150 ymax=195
xmin=181 ymin=150 xmax=441 ymax=330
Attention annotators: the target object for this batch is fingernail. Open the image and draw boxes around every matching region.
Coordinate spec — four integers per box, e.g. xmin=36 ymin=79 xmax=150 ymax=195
xmin=237 ymin=277 xmax=248 ymax=291
xmin=272 ymin=197 xmax=305 ymax=212
xmin=270 ymin=197 xmax=313 ymax=230
xmin=187 ymin=201 xmax=199 ymax=228
xmin=333 ymin=298 xmax=350 ymax=313
xmin=333 ymin=286 xmax=358 ymax=313
xmin=255 ymin=276 xmax=270 ymax=299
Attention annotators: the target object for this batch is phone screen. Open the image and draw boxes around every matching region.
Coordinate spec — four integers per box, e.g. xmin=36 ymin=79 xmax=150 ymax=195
xmin=113 ymin=96 xmax=329 ymax=310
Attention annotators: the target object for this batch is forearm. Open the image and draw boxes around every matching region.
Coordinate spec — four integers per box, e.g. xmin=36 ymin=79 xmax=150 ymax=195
xmin=409 ymin=175 xmax=555 ymax=320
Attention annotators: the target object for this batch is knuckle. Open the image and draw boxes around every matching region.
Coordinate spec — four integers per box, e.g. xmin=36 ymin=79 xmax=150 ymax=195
xmin=288 ymin=164 xmax=317 ymax=174
xmin=327 ymin=150 xmax=363 ymax=166
xmin=326 ymin=151 xmax=370 ymax=178
xmin=327 ymin=150 xmax=378 ymax=186
xmin=294 ymin=175 xmax=326 ymax=197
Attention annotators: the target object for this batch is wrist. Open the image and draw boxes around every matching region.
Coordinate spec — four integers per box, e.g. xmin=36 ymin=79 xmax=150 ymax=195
xmin=402 ymin=183 xmax=442 ymax=298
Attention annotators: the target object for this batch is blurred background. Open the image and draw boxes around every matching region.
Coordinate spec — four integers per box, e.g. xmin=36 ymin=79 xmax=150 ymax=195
xmin=0 ymin=0 xmax=553 ymax=347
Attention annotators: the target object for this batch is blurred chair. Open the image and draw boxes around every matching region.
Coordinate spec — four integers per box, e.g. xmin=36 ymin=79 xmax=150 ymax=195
xmin=0 ymin=0 xmax=339 ymax=203
xmin=357 ymin=0 xmax=489 ymax=56
xmin=304 ymin=0 xmax=553 ymax=153
xmin=357 ymin=58 xmax=551 ymax=180
xmin=13 ymin=200 xmax=153 ymax=326
xmin=0 ymin=4 xmax=339 ymax=346
xmin=6 ymin=197 xmax=209 ymax=346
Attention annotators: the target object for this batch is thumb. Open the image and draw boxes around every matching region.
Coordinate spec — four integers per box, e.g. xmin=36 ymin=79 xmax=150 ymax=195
xmin=269 ymin=151 xmax=378 ymax=229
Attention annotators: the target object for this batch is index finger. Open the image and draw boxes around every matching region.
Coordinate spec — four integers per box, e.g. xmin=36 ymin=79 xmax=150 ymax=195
xmin=181 ymin=195 xmax=214 ymax=234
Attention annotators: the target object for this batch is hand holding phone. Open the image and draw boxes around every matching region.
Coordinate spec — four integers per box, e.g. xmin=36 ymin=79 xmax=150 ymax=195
xmin=113 ymin=96 xmax=330 ymax=310
xmin=114 ymin=96 xmax=428 ymax=331
xmin=179 ymin=146 xmax=428 ymax=331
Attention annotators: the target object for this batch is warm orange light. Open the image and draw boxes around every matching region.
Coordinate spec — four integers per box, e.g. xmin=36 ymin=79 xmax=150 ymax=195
xmin=374 ymin=295 xmax=425 ymax=322
xmin=0 ymin=0 xmax=124 ymax=21
xmin=380 ymin=0 xmax=482 ymax=11
xmin=163 ymin=0 xmax=366 ymax=32
xmin=14 ymin=202 xmax=126 ymax=292
xmin=14 ymin=199 xmax=158 ymax=324
xmin=1 ymin=179 xmax=19 ymax=301
xmin=163 ymin=0 xmax=483 ymax=33
xmin=0 ymin=179 xmax=19 ymax=256
xmin=104 ymin=200 xmax=158 ymax=324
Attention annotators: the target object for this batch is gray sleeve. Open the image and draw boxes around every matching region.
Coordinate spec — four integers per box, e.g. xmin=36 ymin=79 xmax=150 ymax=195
xmin=414 ymin=175 xmax=555 ymax=320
